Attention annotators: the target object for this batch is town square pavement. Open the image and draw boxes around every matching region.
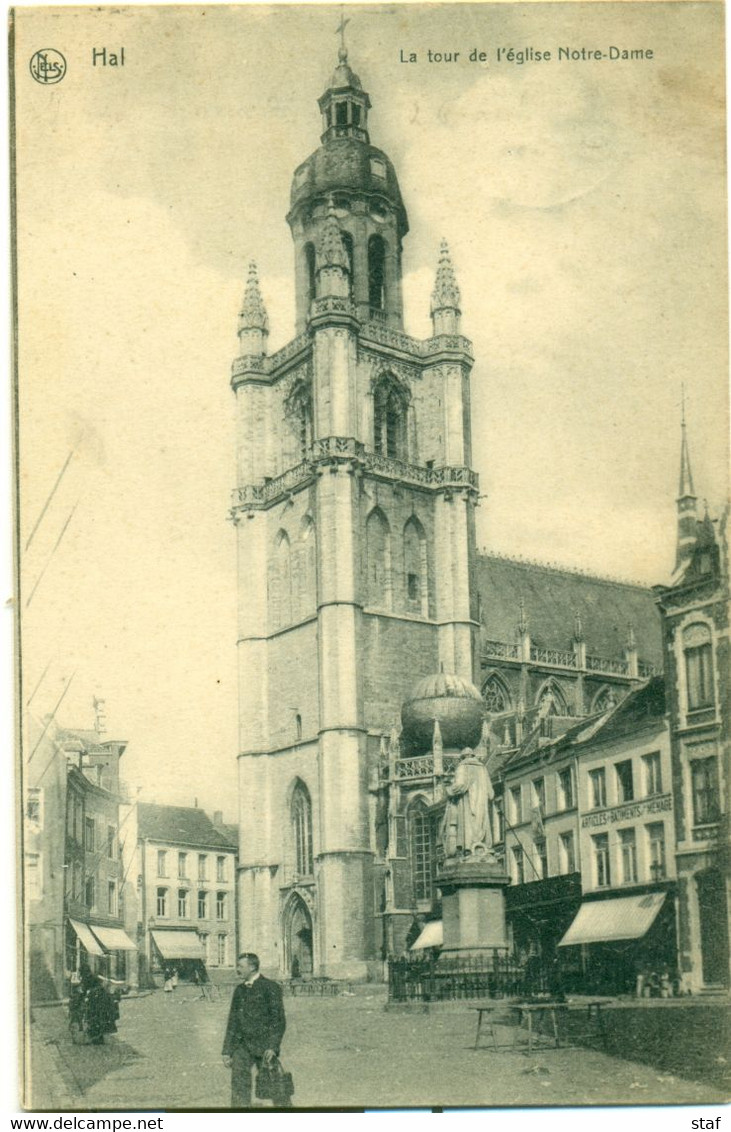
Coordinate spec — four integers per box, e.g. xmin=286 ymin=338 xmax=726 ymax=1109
xmin=28 ymin=986 xmax=728 ymax=1111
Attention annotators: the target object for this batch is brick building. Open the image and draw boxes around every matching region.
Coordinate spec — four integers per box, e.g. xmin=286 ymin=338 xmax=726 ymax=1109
xmin=136 ymin=803 xmax=238 ymax=983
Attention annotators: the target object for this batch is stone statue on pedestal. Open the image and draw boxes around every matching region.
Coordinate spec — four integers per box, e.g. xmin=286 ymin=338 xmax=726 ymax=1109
xmin=440 ymin=748 xmax=495 ymax=859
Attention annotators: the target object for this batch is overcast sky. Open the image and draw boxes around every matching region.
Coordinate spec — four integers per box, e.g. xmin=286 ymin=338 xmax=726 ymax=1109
xmin=15 ymin=3 xmax=727 ymax=818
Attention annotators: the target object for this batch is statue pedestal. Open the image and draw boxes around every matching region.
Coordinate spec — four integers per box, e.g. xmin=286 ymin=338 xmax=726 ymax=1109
xmin=437 ymin=856 xmax=511 ymax=961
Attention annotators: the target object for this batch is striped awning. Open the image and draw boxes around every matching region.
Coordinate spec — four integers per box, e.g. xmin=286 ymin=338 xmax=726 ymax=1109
xmin=410 ymin=921 xmax=443 ymax=950
xmin=151 ymin=930 xmax=205 ymax=960
xmin=69 ymin=919 xmax=105 ymax=957
xmin=558 ymin=892 xmax=666 ymax=947
xmin=90 ymin=925 xmax=137 ymax=952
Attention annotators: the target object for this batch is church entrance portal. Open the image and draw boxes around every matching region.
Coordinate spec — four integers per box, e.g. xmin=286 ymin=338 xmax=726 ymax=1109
xmin=284 ymin=894 xmax=313 ymax=979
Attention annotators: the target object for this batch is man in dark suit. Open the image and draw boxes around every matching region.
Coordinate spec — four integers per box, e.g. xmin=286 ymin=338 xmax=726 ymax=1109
xmin=222 ymin=952 xmax=286 ymax=1108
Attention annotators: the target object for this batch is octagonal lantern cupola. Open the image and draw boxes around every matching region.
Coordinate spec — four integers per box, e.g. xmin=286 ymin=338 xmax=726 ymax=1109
xmin=288 ymin=41 xmax=409 ymax=334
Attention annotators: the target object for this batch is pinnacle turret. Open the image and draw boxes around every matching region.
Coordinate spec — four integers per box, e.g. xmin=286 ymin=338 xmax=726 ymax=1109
xmin=675 ymin=398 xmax=699 ymax=575
xmin=430 ymin=239 xmax=461 ymax=335
xmin=312 ymin=201 xmax=351 ymax=303
xmin=237 ymin=261 xmax=269 ymax=356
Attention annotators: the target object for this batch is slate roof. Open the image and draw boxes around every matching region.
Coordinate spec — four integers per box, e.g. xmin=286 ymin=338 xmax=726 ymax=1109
xmin=476 ymin=554 xmax=663 ymax=668
xmin=137 ymin=803 xmax=237 ymax=851
xmin=581 ymin=675 xmax=667 ymax=746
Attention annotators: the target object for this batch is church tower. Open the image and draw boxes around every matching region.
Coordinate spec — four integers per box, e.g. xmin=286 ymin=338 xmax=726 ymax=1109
xmin=231 ymin=41 xmax=479 ymax=979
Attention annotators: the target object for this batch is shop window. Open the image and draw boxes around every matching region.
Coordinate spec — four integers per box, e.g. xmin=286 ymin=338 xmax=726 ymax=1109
xmin=619 ymin=828 xmax=638 ymax=884
xmin=589 ymin=768 xmax=606 ymax=810
xmin=643 ymin=752 xmax=663 ymax=796
xmin=647 ymin=823 xmax=666 ymax=881
xmin=592 ymin=834 xmax=610 ymax=887
xmin=615 ymin=760 xmax=634 ymax=803
xmin=691 ymin=757 xmax=721 ymax=826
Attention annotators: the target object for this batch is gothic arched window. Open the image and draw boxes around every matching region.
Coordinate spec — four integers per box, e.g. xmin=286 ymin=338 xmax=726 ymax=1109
xmin=537 ymin=681 xmax=568 ymax=717
xmin=304 ymin=243 xmax=316 ymax=305
xmin=365 ymin=507 xmax=392 ymax=609
xmin=368 ymin=235 xmax=386 ymax=311
xmin=403 ymin=515 xmax=428 ymax=615
xmin=292 ymin=782 xmax=313 ymax=876
xmin=373 ymin=377 xmax=408 ymax=461
xmin=342 ymin=231 xmax=354 ymax=293
xmin=409 ymin=799 xmax=435 ymax=903
xmin=268 ymin=530 xmax=292 ymax=629
xmin=592 ymin=686 xmax=617 ymax=715
xmin=483 ymin=674 xmax=510 ymax=714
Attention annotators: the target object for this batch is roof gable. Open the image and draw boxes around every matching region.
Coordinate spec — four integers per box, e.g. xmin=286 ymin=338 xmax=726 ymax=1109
xmin=137 ymin=803 xmax=237 ymax=850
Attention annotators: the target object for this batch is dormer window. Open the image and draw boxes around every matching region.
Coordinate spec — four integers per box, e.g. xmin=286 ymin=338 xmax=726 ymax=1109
xmin=370 ymin=157 xmax=386 ymax=179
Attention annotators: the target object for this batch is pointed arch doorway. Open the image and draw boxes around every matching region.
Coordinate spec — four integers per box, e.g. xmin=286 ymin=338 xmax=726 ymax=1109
xmin=284 ymin=892 xmax=314 ymax=979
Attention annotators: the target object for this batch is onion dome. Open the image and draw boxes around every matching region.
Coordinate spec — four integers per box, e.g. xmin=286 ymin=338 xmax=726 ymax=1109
xmin=401 ymin=672 xmax=485 ymax=755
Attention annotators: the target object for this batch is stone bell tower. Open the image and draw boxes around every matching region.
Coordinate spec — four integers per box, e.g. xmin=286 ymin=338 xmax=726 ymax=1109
xmin=231 ymin=41 xmax=480 ymax=979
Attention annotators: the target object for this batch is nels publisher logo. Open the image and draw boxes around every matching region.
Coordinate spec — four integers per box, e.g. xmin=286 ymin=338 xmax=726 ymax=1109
xmin=29 ymin=48 xmax=67 ymax=84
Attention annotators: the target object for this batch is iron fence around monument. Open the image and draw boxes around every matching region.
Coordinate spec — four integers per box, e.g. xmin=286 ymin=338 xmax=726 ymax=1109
xmin=387 ymin=952 xmax=552 ymax=1003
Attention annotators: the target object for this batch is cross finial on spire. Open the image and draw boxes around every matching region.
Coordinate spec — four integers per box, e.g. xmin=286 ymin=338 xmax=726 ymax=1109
xmin=336 ymin=7 xmax=350 ymax=62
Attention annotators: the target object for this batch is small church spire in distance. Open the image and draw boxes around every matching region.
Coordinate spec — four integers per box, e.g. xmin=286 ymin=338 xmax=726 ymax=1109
xmin=430 ymin=239 xmax=461 ymax=335
xmin=675 ymin=388 xmax=699 ymax=575
xmin=678 ymin=386 xmax=696 ymax=500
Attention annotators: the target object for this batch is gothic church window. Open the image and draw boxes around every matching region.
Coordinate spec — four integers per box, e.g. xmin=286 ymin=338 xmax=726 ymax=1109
xmin=365 ymin=507 xmax=392 ymax=609
xmin=292 ymin=782 xmax=314 ymax=876
xmin=373 ymin=377 xmax=408 ymax=461
xmin=403 ymin=516 xmax=428 ymax=616
xmin=305 ymin=243 xmax=316 ymax=305
xmin=482 ymin=674 xmax=510 ymax=714
xmin=368 ymin=235 xmax=386 ymax=311
xmin=269 ymin=530 xmax=293 ymax=629
xmin=408 ymin=799 xmax=434 ymax=902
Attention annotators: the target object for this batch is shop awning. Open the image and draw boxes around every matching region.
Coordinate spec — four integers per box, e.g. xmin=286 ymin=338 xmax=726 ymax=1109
xmin=151 ymin=930 xmax=205 ymax=960
xmin=558 ymin=892 xmax=666 ymax=947
xmin=410 ymin=921 xmax=443 ymax=950
xmin=90 ymin=925 xmax=138 ymax=952
xmin=69 ymin=918 xmax=105 ymax=957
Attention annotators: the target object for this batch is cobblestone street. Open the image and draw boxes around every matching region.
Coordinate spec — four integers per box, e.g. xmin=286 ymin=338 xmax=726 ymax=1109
xmin=28 ymin=988 xmax=729 ymax=1111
